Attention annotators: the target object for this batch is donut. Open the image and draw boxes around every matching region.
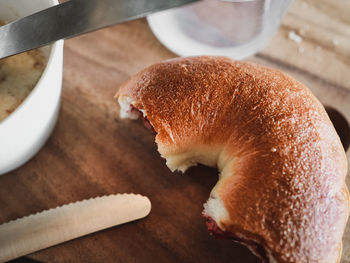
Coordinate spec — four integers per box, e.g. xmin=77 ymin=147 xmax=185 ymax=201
xmin=115 ymin=56 xmax=349 ymax=263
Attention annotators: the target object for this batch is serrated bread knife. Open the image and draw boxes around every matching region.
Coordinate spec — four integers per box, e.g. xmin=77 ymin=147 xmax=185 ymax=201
xmin=0 ymin=0 xmax=198 ymax=59
xmin=0 ymin=194 xmax=151 ymax=262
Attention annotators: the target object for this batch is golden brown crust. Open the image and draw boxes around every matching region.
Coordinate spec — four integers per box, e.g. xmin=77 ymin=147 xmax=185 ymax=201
xmin=116 ymin=56 xmax=349 ymax=263
xmin=336 ymin=242 xmax=342 ymax=263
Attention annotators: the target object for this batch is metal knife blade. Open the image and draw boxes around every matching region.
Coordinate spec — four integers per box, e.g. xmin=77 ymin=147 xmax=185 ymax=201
xmin=0 ymin=193 xmax=151 ymax=262
xmin=0 ymin=0 xmax=198 ymax=59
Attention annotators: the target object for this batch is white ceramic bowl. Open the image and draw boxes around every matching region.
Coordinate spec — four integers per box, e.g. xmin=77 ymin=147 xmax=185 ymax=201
xmin=0 ymin=0 xmax=64 ymax=175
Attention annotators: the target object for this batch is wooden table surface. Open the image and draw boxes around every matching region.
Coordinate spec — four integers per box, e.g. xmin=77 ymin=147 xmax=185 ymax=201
xmin=1 ymin=0 xmax=350 ymax=262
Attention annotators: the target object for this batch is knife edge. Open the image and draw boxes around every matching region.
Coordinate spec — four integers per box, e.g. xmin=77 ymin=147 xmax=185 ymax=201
xmin=0 ymin=0 xmax=198 ymax=59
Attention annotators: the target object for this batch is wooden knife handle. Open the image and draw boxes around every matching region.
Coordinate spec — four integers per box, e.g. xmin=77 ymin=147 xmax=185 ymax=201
xmin=0 ymin=194 xmax=151 ymax=262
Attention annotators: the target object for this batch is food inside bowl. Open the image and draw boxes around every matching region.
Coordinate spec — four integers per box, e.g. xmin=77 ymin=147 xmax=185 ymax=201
xmin=0 ymin=21 xmax=46 ymax=122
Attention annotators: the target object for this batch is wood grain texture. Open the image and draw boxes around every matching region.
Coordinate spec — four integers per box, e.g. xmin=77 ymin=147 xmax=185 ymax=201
xmin=1 ymin=0 xmax=349 ymax=262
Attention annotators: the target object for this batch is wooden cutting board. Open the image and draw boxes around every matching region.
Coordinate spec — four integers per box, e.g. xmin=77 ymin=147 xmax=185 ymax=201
xmin=1 ymin=0 xmax=350 ymax=262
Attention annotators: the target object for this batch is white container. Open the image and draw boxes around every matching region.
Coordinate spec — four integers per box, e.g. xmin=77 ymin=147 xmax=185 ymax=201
xmin=0 ymin=0 xmax=64 ymax=175
xmin=148 ymin=0 xmax=293 ymax=59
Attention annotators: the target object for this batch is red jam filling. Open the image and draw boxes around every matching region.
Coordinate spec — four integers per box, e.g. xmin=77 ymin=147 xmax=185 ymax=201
xmin=130 ymin=105 xmax=156 ymax=134
xmin=203 ymin=214 xmax=268 ymax=262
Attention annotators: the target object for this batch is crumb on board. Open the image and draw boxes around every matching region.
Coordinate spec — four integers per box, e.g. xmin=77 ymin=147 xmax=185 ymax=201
xmin=288 ymin=31 xmax=303 ymax=44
